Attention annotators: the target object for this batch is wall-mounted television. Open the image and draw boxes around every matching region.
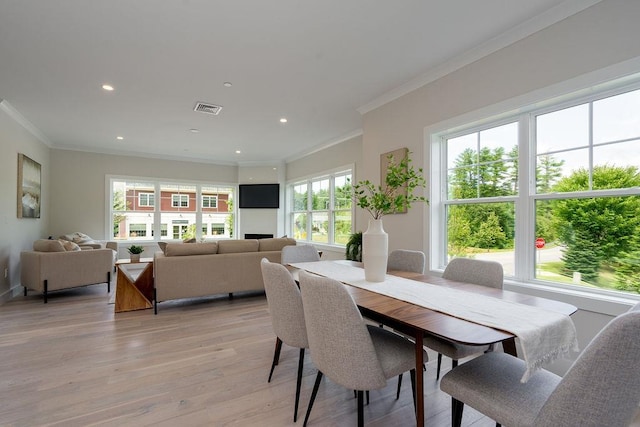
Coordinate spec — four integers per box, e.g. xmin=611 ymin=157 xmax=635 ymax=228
xmin=238 ymin=183 xmax=280 ymax=209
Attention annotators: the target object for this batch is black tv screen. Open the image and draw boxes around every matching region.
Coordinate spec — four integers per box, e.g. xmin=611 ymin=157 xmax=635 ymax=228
xmin=239 ymin=183 xmax=280 ymax=208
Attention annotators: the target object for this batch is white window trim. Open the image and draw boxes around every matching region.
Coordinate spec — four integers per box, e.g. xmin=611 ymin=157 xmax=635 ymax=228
xmin=138 ymin=192 xmax=154 ymax=207
xmin=427 ymin=62 xmax=640 ymax=307
xmin=202 ymin=194 xmax=218 ymax=208
xmin=171 ymin=193 xmax=189 ymax=208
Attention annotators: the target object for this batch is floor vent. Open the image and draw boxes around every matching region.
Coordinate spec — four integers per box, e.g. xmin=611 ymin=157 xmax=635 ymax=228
xmin=193 ymin=102 xmax=222 ymax=115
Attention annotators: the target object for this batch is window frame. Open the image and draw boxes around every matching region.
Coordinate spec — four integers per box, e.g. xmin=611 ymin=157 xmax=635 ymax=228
xmin=430 ymin=80 xmax=640 ymax=299
xmin=138 ymin=192 xmax=155 ymax=207
xmin=286 ymin=165 xmax=354 ymax=247
xmin=171 ymin=194 xmax=189 ymax=208
xmin=202 ymin=194 xmax=218 ymax=208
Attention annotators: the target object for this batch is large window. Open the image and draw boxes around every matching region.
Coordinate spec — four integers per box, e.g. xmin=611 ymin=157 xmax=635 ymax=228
xmin=433 ymin=85 xmax=640 ymax=296
xmin=288 ymin=168 xmax=353 ymax=245
xmin=110 ymin=178 xmax=235 ymax=241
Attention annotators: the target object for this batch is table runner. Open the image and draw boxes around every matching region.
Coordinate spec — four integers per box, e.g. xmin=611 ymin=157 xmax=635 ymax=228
xmin=291 ymin=261 xmax=579 ymax=382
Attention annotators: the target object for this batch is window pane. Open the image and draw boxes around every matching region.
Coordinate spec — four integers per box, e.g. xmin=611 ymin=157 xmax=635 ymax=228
xmin=129 ymin=223 xmax=147 ymax=238
xmin=292 ymin=183 xmax=308 ymax=211
xmin=536 ymin=104 xmax=589 ymax=153
xmin=593 ymin=89 xmax=640 ymax=144
xmin=593 ymin=139 xmax=640 ymax=180
xmin=334 ymin=174 xmax=352 ymax=210
xmin=447 ymin=202 xmax=515 ymax=276
xmin=292 ymin=213 xmax=308 ymax=240
xmin=536 ymin=196 xmax=640 ymax=294
xmin=536 ymin=150 xmax=589 ymax=193
xmin=334 ymin=210 xmax=352 ymax=245
xmin=111 ymin=180 xmax=154 ymax=239
xmin=447 ymin=133 xmax=477 ymax=170
xmin=161 ymin=184 xmax=195 ymax=211
xmin=311 ymin=212 xmax=328 ymax=243
xmin=312 ymin=179 xmax=330 ymax=210
xmin=161 ymin=213 xmax=196 ymax=240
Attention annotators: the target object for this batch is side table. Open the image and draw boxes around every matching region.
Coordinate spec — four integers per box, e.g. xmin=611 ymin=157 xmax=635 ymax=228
xmin=115 ymin=258 xmax=154 ymax=312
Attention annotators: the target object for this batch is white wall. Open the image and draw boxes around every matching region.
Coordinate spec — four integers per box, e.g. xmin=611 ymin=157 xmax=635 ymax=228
xmin=0 ymin=102 xmax=51 ymax=301
xmin=237 ymin=164 xmax=283 ymax=239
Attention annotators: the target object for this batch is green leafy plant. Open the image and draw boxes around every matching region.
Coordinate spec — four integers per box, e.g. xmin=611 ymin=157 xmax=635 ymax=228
xmin=127 ymin=245 xmax=144 ymax=255
xmin=345 ymin=232 xmax=362 ymax=261
xmin=352 ymin=151 xmax=428 ymax=219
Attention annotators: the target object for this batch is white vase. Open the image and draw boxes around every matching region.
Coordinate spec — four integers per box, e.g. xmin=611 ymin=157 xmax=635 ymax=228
xmin=362 ymin=218 xmax=388 ymax=282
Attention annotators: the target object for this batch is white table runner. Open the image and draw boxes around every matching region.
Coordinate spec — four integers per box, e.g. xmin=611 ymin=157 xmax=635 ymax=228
xmin=291 ymin=261 xmax=579 ymax=382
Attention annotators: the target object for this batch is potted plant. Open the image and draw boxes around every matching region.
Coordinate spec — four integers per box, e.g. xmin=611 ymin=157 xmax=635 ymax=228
xmin=345 ymin=231 xmax=363 ymax=262
xmin=351 ymin=150 xmax=427 ymax=281
xmin=127 ymin=244 xmax=144 ymax=263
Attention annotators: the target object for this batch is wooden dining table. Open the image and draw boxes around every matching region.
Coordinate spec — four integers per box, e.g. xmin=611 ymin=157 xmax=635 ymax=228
xmin=290 ymin=260 xmax=578 ymax=427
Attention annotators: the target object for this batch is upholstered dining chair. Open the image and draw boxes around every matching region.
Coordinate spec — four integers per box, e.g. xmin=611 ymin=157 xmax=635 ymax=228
xmin=387 ymin=249 xmax=425 ymax=274
xmin=440 ymin=303 xmax=640 ymax=427
xmin=298 ymin=271 xmax=426 ymax=427
xmin=428 ymin=257 xmax=503 ymax=380
xmin=281 ymin=244 xmax=321 ymax=264
xmin=260 ymin=258 xmax=309 ymax=422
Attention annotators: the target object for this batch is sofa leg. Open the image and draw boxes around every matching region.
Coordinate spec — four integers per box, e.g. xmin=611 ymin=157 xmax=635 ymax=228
xmin=24 ymin=286 xmax=27 ymax=296
xmin=154 ymin=288 xmax=158 ymax=315
xmin=228 ymin=293 xmax=233 ymax=299
xmin=107 ymin=271 xmax=111 ymax=293
xmin=43 ymin=279 xmax=48 ymax=304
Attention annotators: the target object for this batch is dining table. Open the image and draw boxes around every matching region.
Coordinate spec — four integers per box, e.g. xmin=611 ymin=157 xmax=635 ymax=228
xmin=289 ymin=260 xmax=578 ymax=427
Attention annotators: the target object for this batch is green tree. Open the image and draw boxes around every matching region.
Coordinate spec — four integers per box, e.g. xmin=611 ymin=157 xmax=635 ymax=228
xmin=535 ymin=154 xmax=564 ymax=243
xmin=112 ymin=190 xmax=129 ymax=237
xmin=552 ymin=165 xmax=640 ymax=284
xmin=475 ymin=211 xmax=507 ymax=250
xmin=225 ymin=197 xmax=234 ymax=238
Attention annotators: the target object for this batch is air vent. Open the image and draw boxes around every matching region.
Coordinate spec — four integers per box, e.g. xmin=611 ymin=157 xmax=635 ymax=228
xmin=193 ymin=102 xmax=222 ymax=115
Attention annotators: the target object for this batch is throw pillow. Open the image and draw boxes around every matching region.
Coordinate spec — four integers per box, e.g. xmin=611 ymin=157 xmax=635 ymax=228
xmin=60 ymin=240 xmax=81 ymax=251
xmin=33 ymin=239 xmax=66 ymax=252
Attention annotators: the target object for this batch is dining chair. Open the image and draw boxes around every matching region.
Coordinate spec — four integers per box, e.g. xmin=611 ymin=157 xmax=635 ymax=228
xmin=298 ymin=271 xmax=426 ymax=427
xmin=428 ymin=257 xmax=503 ymax=380
xmin=440 ymin=303 xmax=640 ymax=427
xmin=387 ymin=249 xmax=425 ymax=274
xmin=260 ymin=258 xmax=309 ymax=422
xmin=281 ymin=244 xmax=321 ymax=264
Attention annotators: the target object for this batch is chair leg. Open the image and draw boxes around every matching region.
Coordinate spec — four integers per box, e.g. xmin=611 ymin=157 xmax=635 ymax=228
xmin=452 ymin=359 xmax=458 ymax=370
xmin=293 ymin=348 xmax=305 ymax=422
xmin=436 ymin=353 xmax=442 ymax=379
xmin=366 ymin=390 xmax=369 ymax=405
xmin=409 ymin=369 xmax=417 ymax=412
xmin=357 ymin=390 xmax=364 ymax=427
xmin=303 ymin=371 xmax=323 ymax=427
xmin=43 ymin=279 xmax=48 ymax=304
xmin=268 ymin=337 xmax=283 ymax=382
xmin=396 ymin=373 xmax=403 ymax=399
xmin=451 ymin=397 xmax=464 ymax=427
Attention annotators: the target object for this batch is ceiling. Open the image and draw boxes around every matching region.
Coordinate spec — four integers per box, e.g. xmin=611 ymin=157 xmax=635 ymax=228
xmin=0 ymin=0 xmax=595 ymax=165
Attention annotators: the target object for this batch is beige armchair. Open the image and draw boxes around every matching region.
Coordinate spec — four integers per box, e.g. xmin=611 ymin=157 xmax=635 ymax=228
xmin=21 ymin=239 xmax=115 ymax=303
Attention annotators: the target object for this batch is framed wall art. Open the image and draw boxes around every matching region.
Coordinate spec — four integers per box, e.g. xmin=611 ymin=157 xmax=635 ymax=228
xmin=17 ymin=153 xmax=41 ymax=219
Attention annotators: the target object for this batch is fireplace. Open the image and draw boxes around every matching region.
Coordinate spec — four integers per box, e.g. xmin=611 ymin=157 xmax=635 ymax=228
xmin=244 ymin=233 xmax=274 ymax=239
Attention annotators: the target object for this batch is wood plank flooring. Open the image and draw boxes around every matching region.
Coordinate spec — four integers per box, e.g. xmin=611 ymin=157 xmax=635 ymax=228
xmin=1 ymin=284 xmax=637 ymax=426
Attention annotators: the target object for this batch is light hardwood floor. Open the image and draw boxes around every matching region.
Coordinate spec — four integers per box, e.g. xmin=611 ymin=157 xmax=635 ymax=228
xmin=1 ymin=284 xmax=637 ymax=426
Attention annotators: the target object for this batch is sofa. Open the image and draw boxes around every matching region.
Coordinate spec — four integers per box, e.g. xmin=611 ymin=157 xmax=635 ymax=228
xmin=21 ymin=239 xmax=115 ymax=303
xmin=153 ymin=237 xmax=296 ymax=313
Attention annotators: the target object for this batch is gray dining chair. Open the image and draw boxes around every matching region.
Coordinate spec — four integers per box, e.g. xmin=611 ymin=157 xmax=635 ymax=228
xmin=281 ymin=244 xmax=321 ymax=264
xmin=440 ymin=302 xmax=640 ymax=427
xmin=387 ymin=249 xmax=425 ymax=274
xmin=428 ymin=257 xmax=503 ymax=380
xmin=298 ymin=270 xmax=426 ymax=427
xmin=260 ymin=258 xmax=309 ymax=422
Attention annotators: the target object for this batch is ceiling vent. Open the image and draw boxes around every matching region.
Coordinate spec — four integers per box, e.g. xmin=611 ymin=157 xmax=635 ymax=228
xmin=193 ymin=102 xmax=222 ymax=115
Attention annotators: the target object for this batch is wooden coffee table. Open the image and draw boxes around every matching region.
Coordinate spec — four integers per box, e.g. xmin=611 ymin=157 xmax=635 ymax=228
xmin=115 ymin=258 xmax=154 ymax=312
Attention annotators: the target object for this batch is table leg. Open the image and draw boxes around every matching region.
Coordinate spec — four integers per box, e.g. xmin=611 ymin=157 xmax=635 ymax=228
xmin=502 ymin=337 xmax=517 ymax=356
xmin=415 ymin=331 xmax=424 ymax=427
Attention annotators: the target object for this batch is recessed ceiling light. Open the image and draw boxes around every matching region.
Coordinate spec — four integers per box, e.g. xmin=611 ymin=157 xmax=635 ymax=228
xmin=223 ymin=82 xmax=232 ymax=87
xmin=189 ymin=128 xmax=199 ymax=133
xmin=280 ymin=118 xmax=288 ymax=123
xmin=235 ymin=150 xmax=241 ymax=154
xmin=116 ymin=136 xmax=124 ymax=140
xmin=102 ymin=84 xmax=114 ymax=91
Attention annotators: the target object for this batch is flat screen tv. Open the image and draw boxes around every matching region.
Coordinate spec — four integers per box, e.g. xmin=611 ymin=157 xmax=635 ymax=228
xmin=239 ymin=183 xmax=280 ymax=209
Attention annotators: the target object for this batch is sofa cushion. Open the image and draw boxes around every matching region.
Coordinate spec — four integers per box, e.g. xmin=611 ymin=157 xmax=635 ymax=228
xmin=157 ymin=241 xmax=168 ymax=254
xmin=259 ymin=237 xmax=296 ymax=252
xmin=33 ymin=239 xmax=66 ymax=252
xmin=217 ymin=239 xmax=259 ymax=254
xmin=61 ymin=240 xmax=81 ymax=251
xmin=165 ymin=242 xmax=218 ymax=257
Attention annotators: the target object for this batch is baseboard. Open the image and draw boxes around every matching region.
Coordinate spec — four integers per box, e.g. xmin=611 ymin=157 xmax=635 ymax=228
xmin=0 ymin=287 xmax=16 ymax=305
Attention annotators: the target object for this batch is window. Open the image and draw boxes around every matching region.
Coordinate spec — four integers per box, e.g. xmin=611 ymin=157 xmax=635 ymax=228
xmin=171 ymin=194 xmax=189 ymax=208
xmin=109 ymin=178 xmax=235 ymax=241
xmin=202 ymin=195 xmax=218 ymax=208
xmin=433 ymin=85 xmax=640 ymax=296
xmin=138 ymin=192 xmax=154 ymax=207
xmin=288 ymin=168 xmax=352 ymax=245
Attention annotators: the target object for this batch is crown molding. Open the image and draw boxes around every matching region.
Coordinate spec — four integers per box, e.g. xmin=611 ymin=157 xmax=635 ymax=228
xmin=285 ymin=128 xmax=363 ymax=163
xmin=0 ymin=100 xmax=52 ymax=146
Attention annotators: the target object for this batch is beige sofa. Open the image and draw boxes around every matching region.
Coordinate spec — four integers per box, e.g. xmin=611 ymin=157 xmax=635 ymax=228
xmin=21 ymin=239 xmax=115 ymax=303
xmin=153 ymin=237 xmax=296 ymax=313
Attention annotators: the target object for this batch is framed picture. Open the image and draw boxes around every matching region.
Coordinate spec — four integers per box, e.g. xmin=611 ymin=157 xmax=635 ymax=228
xmin=380 ymin=147 xmax=408 ymax=214
xmin=17 ymin=153 xmax=41 ymax=219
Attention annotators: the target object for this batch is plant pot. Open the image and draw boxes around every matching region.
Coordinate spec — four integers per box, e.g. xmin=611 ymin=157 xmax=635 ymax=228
xmin=130 ymin=253 xmax=141 ymax=263
xmin=362 ymin=218 xmax=388 ymax=282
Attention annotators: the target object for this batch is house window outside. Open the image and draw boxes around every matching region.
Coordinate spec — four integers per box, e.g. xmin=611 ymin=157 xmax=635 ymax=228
xmin=138 ymin=192 xmax=154 ymax=207
xmin=433 ymin=85 xmax=640 ymax=296
xmin=109 ymin=178 xmax=235 ymax=242
xmin=288 ymin=168 xmax=352 ymax=246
